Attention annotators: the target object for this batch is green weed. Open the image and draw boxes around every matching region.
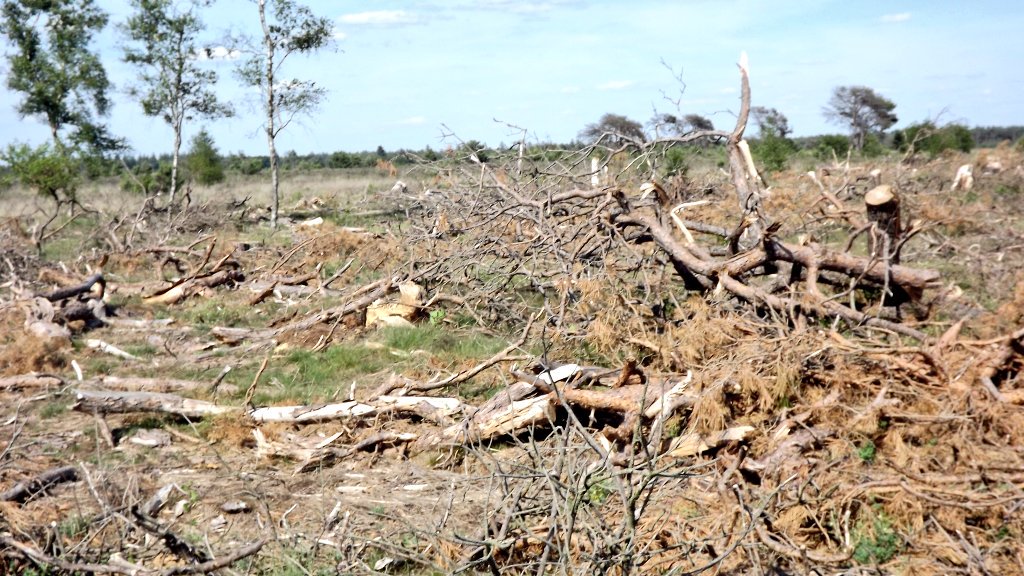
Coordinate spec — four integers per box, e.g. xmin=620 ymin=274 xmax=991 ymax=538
xmin=852 ymin=507 xmax=902 ymax=564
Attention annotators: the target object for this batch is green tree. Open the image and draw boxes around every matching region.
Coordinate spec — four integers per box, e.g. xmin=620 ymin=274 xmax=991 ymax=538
xmin=186 ymin=128 xmax=225 ymax=185
xmin=0 ymin=0 xmax=121 ymax=153
xmin=122 ymin=0 xmax=233 ymax=203
xmin=235 ymin=0 xmax=333 ymax=228
xmin=823 ymin=86 xmax=898 ymax=152
xmin=580 ymin=113 xmax=645 ymax=145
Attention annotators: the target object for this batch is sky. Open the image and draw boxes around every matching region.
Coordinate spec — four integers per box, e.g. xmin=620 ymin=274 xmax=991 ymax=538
xmin=1 ymin=0 xmax=1022 ymax=157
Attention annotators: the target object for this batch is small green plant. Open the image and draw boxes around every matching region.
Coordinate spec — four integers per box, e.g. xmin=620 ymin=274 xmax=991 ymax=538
xmin=585 ymin=478 xmax=613 ymax=504
xmin=852 ymin=507 xmax=902 ymax=564
xmin=58 ymin=515 xmax=90 ymax=538
xmin=858 ymin=439 xmax=877 ymax=463
xmin=428 ymin=308 xmax=447 ymax=326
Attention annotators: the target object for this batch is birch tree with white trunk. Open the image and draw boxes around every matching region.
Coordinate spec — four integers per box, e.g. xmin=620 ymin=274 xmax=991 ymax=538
xmin=235 ymin=0 xmax=333 ymax=229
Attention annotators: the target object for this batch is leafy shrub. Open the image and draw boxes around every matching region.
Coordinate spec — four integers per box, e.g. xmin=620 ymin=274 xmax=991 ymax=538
xmin=1 ymin=143 xmax=79 ymax=202
xmin=897 ymin=122 xmax=974 ymax=156
xmin=752 ymin=133 xmax=797 ymax=172
xmin=814 ymin=134 xmax=851 ymax=160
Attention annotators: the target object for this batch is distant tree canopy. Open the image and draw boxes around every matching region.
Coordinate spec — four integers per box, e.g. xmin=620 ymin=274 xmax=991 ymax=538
xmin=0 ymin=0 xmax=121 ymax=153
xmin=750 ymin=107 xmax=791 ymax=138
xmin=580 ymin=113 xmax=645 ymax=144
xmin=650 ymin=113 xmax=715 ymax=137
xmin=823 ymin=86 xmax=897 ymax=152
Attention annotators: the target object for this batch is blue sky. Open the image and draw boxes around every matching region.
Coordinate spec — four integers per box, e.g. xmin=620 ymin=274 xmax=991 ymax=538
xmin=1 ymin=0 xmax=1022 ymax=156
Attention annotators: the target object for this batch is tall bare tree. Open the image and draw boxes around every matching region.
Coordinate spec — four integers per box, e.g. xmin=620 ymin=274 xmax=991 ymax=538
xmin=236 ymin=0 xmax=332 ymax=229
xmin=823 ymin=86 xmax=897 ymax=151
xmin=122 ymin=0 xmax=233 ymax=203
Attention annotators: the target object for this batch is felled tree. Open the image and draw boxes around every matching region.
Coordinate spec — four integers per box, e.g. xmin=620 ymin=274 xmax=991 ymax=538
xmin=122 ymin=0 xmax=233 ymax=203
xmin=0 ymin=0 xmax=121 ymax=153
xmin=235 ymin=0 xmax=333 ymax=229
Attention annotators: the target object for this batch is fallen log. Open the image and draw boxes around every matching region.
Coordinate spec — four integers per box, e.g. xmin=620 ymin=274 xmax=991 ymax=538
xmin=0 ymin=465 xmax=78 ymax=503
xmin=41 ymin=273 xmax=105 ymax=302
xmin=72 ymin=389 xmax=238 ymax=419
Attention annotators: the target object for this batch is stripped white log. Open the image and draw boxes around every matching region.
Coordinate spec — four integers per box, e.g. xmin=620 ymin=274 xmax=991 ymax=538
xmin=445 ymin=395 xmax=555 ymax=441
xmin=666 ymin=425 xmax=755 ymax=458
xmin=249 ymin=401 xmax=376 ymax=423
xmin=86 ymin=339 xmax=139 ymax=361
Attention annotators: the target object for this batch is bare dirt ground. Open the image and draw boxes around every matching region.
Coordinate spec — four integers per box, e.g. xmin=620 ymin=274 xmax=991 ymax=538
xmin=2 ymin=132 xmax=1024 ymax=576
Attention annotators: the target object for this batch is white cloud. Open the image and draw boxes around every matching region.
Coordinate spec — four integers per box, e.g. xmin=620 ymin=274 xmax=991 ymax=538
xmin=597 ymin=80 xmax=634 ymax=91
xmin=339 ymin=10 xmax=418 ymax=26
xmin=194 ymin=46 xmax=240 ymax=61
xmin=880 ymin=12 xmax=911 ymax=23
xmin=332 ymin=31 xmax=348 ymax=41
xmin=560 ymin=86 xmax=580 ymax=94
xmin=397 ymin=116 xmax=426 ymax=125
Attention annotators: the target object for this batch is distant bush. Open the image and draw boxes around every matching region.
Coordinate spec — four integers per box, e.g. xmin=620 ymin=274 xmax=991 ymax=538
xmin=752 ymin=133 xmax=797 ymax=172
xmin=121 ymin=160 xmax=175 ymax=196
xmin=661 ymin=146 xmax=690 ymax=177
xmin=814 ymin=134 xmax=851 ymax=160
xmin=186 ymin=129 xmax=225 ymax=185
xmin=896 ymin=122 xmax=973 ymax=156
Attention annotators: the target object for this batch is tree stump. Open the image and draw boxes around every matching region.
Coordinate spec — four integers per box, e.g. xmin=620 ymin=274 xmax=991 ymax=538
xmin=865 ymin=185 xmax=901 ymax=264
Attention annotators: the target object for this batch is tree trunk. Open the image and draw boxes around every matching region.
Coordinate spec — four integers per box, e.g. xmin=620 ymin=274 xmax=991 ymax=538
xmin=170 ymin=114 xmax=182 ymax=204
xmin=258 ymin=0 xmax=279 ymax=229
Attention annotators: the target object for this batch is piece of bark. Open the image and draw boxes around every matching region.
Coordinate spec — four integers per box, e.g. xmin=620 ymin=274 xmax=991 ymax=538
xmin=0 ymin=465 xmax=78 ymax=503
xmin=72 ymin=389 xmax=238 ymax=418
xmin=865 ymin=185 xmax=901 ymax=264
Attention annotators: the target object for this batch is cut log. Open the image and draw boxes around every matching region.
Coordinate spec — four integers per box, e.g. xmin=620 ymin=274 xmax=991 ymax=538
xmin=72 ymin=389 xmax=238 ymax=418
